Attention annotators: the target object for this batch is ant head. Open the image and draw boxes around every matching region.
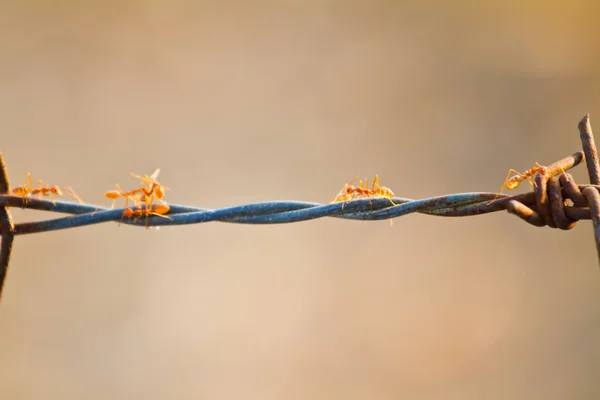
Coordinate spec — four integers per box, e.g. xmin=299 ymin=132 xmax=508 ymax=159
xmin=51 ymin=187 xmax=63 ymax=196
xmin=122 ymin=208 xmax=134 ymax=218
xmin=538 ymin=166 xmax=548 ymax=176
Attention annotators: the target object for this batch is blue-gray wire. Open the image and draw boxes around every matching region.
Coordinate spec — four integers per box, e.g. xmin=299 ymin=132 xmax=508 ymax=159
xmin=0 ymin=193 xmax=502 ymax=235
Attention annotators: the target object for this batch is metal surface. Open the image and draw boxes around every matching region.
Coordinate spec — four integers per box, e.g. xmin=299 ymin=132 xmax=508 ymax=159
xmin=583 ymin=187 xmax=600 ymax=263
xmin=0 ymin=154 xmax=15 ymax=301
xmin=578 ymin=114 xmax=600 ymax=263
xmin=579 ymin=114 xmax=600 ymax=185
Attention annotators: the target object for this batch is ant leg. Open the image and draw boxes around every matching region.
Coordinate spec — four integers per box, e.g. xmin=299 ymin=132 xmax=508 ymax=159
xmin=113 ymin=184 xmax=127 ymax=207
xmin=342 ymin=193 xmax=355 ymax=211
xmin=348 ymin=177 xmax=358 ymax=186
xmin=495 ymin=172 xmax=511 ymax=198
xmin=18 ymin=175 xmax=29 ymax=208
xmin=507 ymin=169 xmax=522 ymax=178
xmin=63 ymin=187 xmax=83 ymax=204
xmin=146 ymin=212 xmax=172 ymax=230
xmin=557 ymin=166 xmax=569 ymax=182
xmin=144 ymin=192 xmax=155 ymax=220
xmin=47 ymin=192 xmax=57 ymax=206
xmin=488 ymin=169 xmax=520 ymax=205
xmin=16 ymin=175 xmax=30 ymax=209
xmin=144 ymin=190 xmax=154 ymax=212
xmin=342 ymin=193 xmax=356 ymax=211
xmin=357 ymin=180 xmax=372 ymax=205
xmin=126 ymin=194 xmax=135 ymax=208
xmin=493 ymin=169 xmax=517 ymax=200
xmin=487 ymin=184 xmax=507 ymax=206
xmin=147 ymin=194 xmax=155 ymax=212
xmin=372 ymin=175 xmax=380 ymax=191
xmin=562 ymin=167 xmax=569 ymax=182
xmin=366 ymin=179 xmax=374 ymax=206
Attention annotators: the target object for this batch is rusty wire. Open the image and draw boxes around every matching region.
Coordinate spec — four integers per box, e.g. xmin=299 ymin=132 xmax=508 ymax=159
xmin=578 ymin=114 xmax=600 ymax=262
xmin=0 ymin=114 xmax=599 ymax=301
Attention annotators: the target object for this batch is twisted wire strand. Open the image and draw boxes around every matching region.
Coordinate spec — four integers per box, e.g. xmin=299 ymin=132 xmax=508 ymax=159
xmin=0 ymin=150 xmax=588 ymax=235
xmin=0 ymin=181 xmax=598 ymax=235
xmin=0 ymin=193 xmax=496 ymax=234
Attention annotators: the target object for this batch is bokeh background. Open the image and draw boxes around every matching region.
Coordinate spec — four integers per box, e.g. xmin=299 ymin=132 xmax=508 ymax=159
xmin=1 ymin=1 xmax=600 ymax=399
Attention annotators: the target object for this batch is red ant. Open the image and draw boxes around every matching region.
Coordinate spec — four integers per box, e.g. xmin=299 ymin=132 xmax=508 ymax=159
xmin=130 ymin=169 xmax=167 ymax=201
xmin=120 ymin=192 xmax=171 ymax=229
xmin=104 ymin=184 xmax=143 ymax=208
xmin=331 ymin=177 xmax=368 ymax=207
xmin=12 ymin=173 xmax=83 ymax=206
xmin=490 ymin=162 xmax=569 ymax=204
xmin=105 ymin=169 xmax=168 ymax=208
xmin=331 ymin=175 xmax=397 ymax=210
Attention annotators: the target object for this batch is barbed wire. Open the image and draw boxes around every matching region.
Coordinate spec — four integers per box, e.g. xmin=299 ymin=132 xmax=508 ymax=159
xmin=0 ymin=192 xmax=540 ymax=233
xmin=1 ymin=114 xmax=599 ymax=301
xmin=0 ymin=150 xmax=589 ymax=233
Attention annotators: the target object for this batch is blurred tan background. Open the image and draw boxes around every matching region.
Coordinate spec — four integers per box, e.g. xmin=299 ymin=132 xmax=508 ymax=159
xmin=1 ymin=1 xmax=600 ymax=399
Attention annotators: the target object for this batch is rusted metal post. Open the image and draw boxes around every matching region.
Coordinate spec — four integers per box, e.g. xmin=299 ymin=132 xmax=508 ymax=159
xmin=579 ymin=114 xmax=600 ymax=185
xmin=0 ymin=153 xmax=15 ymax=300
xmin=578 ymin=114 xmax=600 ymax=264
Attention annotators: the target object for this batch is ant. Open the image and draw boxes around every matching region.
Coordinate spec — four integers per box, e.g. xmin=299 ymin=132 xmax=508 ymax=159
xmin=105 ymin=169 xmax=168 ymax=208
xmin=104 ymin=184 xmax=141 ymax=208
xmin=130 ymin=169 xmax=168 ymax=201
xmin=371 ymin=175 xmax=396 ymax=204
xmin=331 ymin=175 xmax=397 ymax=210
xmin=490 ymin=162 xmax=568 ymax=203
xmin=331 ymin=177 xmax=369 ymax=207
xmin=12 ymin=173 xmax=83 ymax=206
xmin=120 ymin=191 xmax=171 ymax=229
